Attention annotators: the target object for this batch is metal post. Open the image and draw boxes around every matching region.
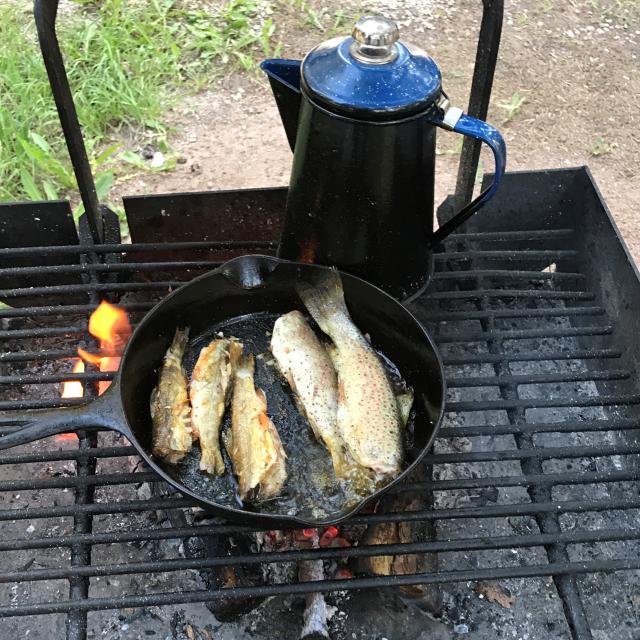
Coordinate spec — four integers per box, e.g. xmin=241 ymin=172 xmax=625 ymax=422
xmin=454 ymin=0 xmax=504 ymax=209
xmin=33 ymin=0 xmax=104 ymax=244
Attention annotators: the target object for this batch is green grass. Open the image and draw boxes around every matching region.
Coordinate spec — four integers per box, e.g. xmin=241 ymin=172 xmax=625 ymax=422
xmin=496 ymin=92 xmax=526 ymax=125
xmin=0 ymin=0 xmax=276 ymax=207
xmin=590 ymin=137 xmax=615 ymax=157
xmin=587 ymin=0 xmax=640 ymax=23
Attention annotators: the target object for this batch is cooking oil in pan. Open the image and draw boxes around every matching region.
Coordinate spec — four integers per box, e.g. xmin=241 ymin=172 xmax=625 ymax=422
xmin=158 ymin=311 xmax=414 ymax=521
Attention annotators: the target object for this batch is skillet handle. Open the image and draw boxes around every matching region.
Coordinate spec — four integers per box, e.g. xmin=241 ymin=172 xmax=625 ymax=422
xmin=0 ymin=386 xmax=129 ymax=450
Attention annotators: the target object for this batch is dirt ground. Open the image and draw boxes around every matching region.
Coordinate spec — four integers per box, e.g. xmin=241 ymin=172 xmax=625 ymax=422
xmin=111 ymin=0 xmax=640 ymax=261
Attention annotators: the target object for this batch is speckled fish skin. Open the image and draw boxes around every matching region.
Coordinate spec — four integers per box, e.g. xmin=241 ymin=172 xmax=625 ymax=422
xmin=190 ymin=338 xmax=243 ymax=476
xmin=297 ymin=271 xmax=404 ymax=478
xmin=151 ymin=327 xmax=192 ymax=464
xmin=227 ymin=354 xmax=287 ymax=501
xmin=270 ymin=310 xmax=348 ymax=478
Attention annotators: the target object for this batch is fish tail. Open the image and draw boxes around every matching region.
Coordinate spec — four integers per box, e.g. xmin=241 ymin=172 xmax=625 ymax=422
xmin=227 ymin=339 xmax=244 ymax=366
xmin=200 ymin=447 xmax=225 ymax=476
xmin=170 ymin=326 xmax=190 ymax=355
xmin=297 ymin=269 xmax=348 ymax=335
xmin=236 ymin=353 xmax=255 ymax=378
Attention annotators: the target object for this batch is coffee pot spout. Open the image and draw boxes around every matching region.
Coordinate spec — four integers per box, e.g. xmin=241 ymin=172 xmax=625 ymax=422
xmin=260 ymin=59 xmax=302 ymax=151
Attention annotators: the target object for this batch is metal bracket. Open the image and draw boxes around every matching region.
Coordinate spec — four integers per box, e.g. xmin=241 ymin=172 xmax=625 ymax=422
xmin=33 ymin=0 xmax=104 ymax=244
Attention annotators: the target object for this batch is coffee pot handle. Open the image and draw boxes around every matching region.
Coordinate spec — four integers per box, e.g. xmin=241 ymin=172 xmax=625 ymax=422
xmin=429 ymin=106 xmax=506 ymax=244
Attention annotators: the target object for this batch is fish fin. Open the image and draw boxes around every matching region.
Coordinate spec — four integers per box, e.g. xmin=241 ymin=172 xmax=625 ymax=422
xmin=149 ymin=387 xmax=158 ymax=414
xmin=256 ymin=388 xmax=268 ymax=413
xmin=296 ymin=269 xmax=348 ymax=335
xmin=396 ymin=388 xmax=414 ymax=427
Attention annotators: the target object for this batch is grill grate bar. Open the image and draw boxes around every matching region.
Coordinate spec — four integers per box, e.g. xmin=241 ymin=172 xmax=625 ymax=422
xmin=434 ymin=249 xmax=578 ymax=260
xmin=400 ymin=468 xmax=640 ymax=492
xmin=446 ymin=394 xmax=640 ymax=412
xmin=0 ymin=351 xmax=90 ymax=363
xmin=446 ymin=369 xmax=629 ymax=387
xmin=0 ymin=471 xmax=158 ymax=492
xmin=424 ymin=443 xmax=640 ymax=464
xmin=65 ymin=234 xmax=103 ymax=640
xmin=420 ymin=306 xmax=605 ymax=322
xmin=438 ymin=418 xmax=640 ymax=437
xmin=427 ymin=289 xmax=594 ymax=300
xmin=3 ymin=527 xmax=640 ymax=584
xmin=0 ymin=398 xmax=88 ymax=410
xmin=0 ymin=446 xmax=134 ymax=462
xmin=0 ymin=326 xmax=85 ymax=339
xmin=0 ymin=260 xmax=223 ymax=278
xmin=2 ymin=558 xmax=640 ymax=619
xmin=437 ymin=324 xmax=612 ymax=343
xmin=443 ymin=229 xmax=574 ymax=241
xmin=0 ymin=520 xmax=634 ymax=554
xmin=442 ymin=348 xmax=621 ymax=365
xmin=432 ymin=269 xmax=584 ymax=281
xmin=0 ymin=281 xmax=186 ymax=298
xmin=1 ymin=496 xmax=638 ymax=524
xmin=0 ymin=301 xmax=155 ymax=319
xmin=0 ymin=466 xmax=636 ymax=498
xmin=0 ymin=372 xmax=115 ymax=386
xmin=0 ymin=240 xmax=276 ymax=258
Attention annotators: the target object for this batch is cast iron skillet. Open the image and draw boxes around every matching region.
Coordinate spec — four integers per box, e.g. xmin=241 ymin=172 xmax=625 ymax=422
xmin=0 ymin=256 xmax=445 ymax=527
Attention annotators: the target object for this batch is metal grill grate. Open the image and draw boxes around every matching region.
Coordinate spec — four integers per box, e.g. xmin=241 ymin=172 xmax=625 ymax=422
xmin=1 ymin=225 xmax=640 ymax=639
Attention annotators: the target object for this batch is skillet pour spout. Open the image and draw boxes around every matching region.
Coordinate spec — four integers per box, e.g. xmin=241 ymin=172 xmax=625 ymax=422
xmin=218 ymin=254 xmax=285 ymax=289
xmin=0 ymin=255 xmax=445 ymax=527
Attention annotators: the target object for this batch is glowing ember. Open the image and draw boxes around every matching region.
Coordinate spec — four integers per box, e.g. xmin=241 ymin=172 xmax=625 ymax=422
xmin=319 ymin=525 xmax=339 ymax=547
xmin=302 ymin=528 xmax=317 ymax=539
xmin=299 ymin=239 xmax=316 ymax=264
xmin=334 ymin=567 xmax=354 ymax=580
xmin=77 ymin=301 xmax=132 ymax=394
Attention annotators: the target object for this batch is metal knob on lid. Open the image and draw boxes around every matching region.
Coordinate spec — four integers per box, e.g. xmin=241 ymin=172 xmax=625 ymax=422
xmin=350 ymin=15 xmax=399 ymax=64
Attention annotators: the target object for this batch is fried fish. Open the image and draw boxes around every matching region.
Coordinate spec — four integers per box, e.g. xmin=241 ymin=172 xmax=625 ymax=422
xmin=226 ymin=354 xmax=287 ymax=500
xmin=190 ymin=338 xmax=243 ymax=476
xmin=298 ymin=271 xmax=407 ymax=478
xmin=151 ymin=327 xmax=192 ymax=464
xmin=270 ymin=310 xmax=348 ymax=478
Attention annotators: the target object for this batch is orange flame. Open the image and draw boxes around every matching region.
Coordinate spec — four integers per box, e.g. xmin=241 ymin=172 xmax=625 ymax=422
xmin=59 ymin=359 xmax=85 ymax=441
xmin=61 ymin=359 xmax=85 ymax=399
xmin=58 ymin=302 xmax=131 ymax=442
xmin=77 ymin=301 xmax=132 ymax=395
